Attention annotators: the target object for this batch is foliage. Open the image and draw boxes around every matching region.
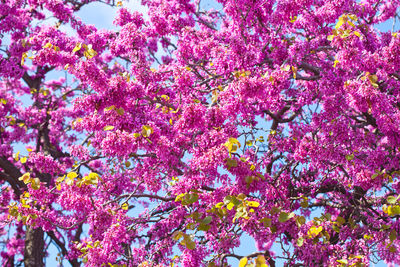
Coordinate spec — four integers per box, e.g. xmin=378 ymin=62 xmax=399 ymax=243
xmin=1 ymin=0 xmax=400 ymax=266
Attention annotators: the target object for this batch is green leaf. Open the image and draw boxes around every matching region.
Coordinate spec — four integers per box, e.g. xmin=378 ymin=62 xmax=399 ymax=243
xmin=202 ymin=216 xmax=212 ymax=224
xmin=181 ymin=193 xmax=199 ymax=205
xmin=389 ymin=229 xmax=397 ymax=242
xmin=345 ymin=154 xmax=354 ymax=161
xmin=387 ymin=196 xmax=397 ymax=204
xmin=260 ymin=217 xmax=271 ymax=227
xmin=296 ymin=216 xmax=306 ymax=227
xmin=172 ymin=231 xmax=183 ymax=241
xmin=297 ymin=237 xmax=304 ymax=247
xmin=336 ymin=216 xmax=346 ymax=226
xmin=278 ymin=212 xmax=294 ymax=223
xmin=198 ymin=223 xmax=211 ymax=231
xmin=225 ymin=158 xmax=238 ymax=170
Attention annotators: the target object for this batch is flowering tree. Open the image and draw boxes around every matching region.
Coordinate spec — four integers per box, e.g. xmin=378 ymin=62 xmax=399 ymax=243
xmin=1 ymin=0 xmax=400 ymax=266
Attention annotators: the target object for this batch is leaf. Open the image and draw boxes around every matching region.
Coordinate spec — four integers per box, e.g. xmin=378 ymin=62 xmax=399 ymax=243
xmin=85 ymin=172 xmax=99 ymax=186
xmin=67 ymin=172 xmax=78 ymax=179
xmin=65 ymin=176 xmax=75 ymax=186
xmin=387 ymin=196 xmax=397 ymax=204
xmin=198 ymin=223 xmax=211 ymax=231
xmin=307 ymin=225 xmax=323 ymax=238
xmin=72 ymin=42 xmax=82 ymax=53
xmin=19 ymin=173 xmax=31 ymax=184
xmin=224 ymin=137 xmax=241 ymax=154
xmin=297 ymin=237 xmax=304 ymax=247
xmin=175 ymin=193 xmax=186 ymax=202
xmin=225 ymin=158 xmax=238 ymax=170
xmin=389 ymin=229 xmax=397 ymax=242
xmin=141 ymin=125 xmax=153 ymax=137
xmin=121 ymin=203 xmax=129 ymax=210
xmin=116 ymin=108 xmax=125 ymax=115
xmin=300 ymin=198 xmax=309 ymax=208
xmin=255 ymin=255 xmax=267 ymax=267
xmin=333 ymin=60 xmax=339 ymax=68
xmin=345 ymin=154 xmax=354 ymax=161
xmin=14 ymin=151 xmax=20 ymax=161
xmin=278 ymin=212 xmax=294 ymax=223
xmin=296 ymin=216 xmax=306 ymax=227
xmin=20 ymin=157 xmax=27 ymax=164
xmin=202 ymin=216 xmax=212 ymax=224
xmin=336 ymin=216 xmax=346 ymax=226
xmin=83 ymin=44 xmax=97 ymax=59
xmin=104 ymin=105 xmax=115 ymax=111
xmin=104 ymin=125 xmax=115 ymax=131
xmin=172 ymin=231 xmax=183 ymax=241
xmin=31 ymin=178 xmax=41 ymax=190
xmin=246 ymin=140 xmax=253 ymax=146
xmin=238 ymin=257 xmax=248 ymax=267
xmin=247 ymin=201 xmax=260 ymax=207
xmin=226 ymin=202 xmax=235 ymax=210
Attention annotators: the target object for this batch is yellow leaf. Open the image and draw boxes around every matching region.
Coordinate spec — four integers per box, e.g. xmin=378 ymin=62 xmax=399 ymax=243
xmin=67 ymin=172 xmax=78 ymax=179
xmin=247 ymin=201 xmax=260 ymax=207
xmin=121 ymin=203 xmax=129 ymax=210
xmin=116 ymin=108 xmax=125 ymax=115
xmin=104 ymin=105 xmax=115 ymax=111
xmin=175 ymin=193 xmax=186 ymax=202
xmin=227 ymin=202 xmax=235 ymax=210
xmin=307 ymin=225 xmax=323 ymax=238
xmin=14 ymin=151 xmax=20 ymax=161
xmin=224 ymin=137 xmax=241 ymax=154
xmin=104 ymin=125 xmax=115 ymax=131
xmin=335 ymin=16 xmax=345 ymax=29
xmin=31 ymin=178 xmax=41 ymax=190
xmin=83 ymin=44 xmax=97 ymax=59
xmin=21 ymin=52 xmax=28 ymax=65
xmin=141 ymin=125 xmax=154 ymax=137
xmin=72 ymin=42 xmax=82 ymax=53
xmin=333 ymin=60 xmax=339 ymax=68
xmin=20 ymin=157 xmax=27 ymax=164
xmin=65 ymin=176 xmax=75 ymax=186
xmin=19 ymin=173 xmax=31 ymax=184
xmin=43 ymin=42 xmax=53 ymax=49
xmin=239 ymin=257 xmax=248 ymax=267
xmin=255 ymin=255 xmax=267 ymax=267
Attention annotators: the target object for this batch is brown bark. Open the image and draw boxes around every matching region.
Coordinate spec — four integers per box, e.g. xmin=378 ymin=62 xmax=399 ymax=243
xmin=24 ymin=226 xmax=45 ymax=267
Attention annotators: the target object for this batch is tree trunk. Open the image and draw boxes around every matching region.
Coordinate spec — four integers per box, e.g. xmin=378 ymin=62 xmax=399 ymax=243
xmin=24 ymin=226 xmax=44 ymax=267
